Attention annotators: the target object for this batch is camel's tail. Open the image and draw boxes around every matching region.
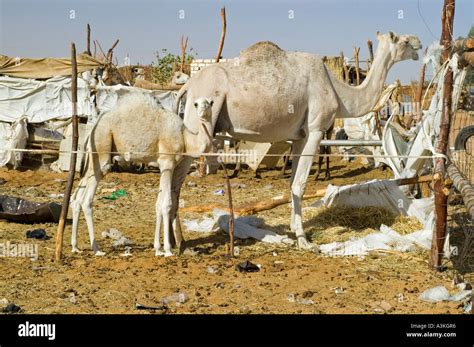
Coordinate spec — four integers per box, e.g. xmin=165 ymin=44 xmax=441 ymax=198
xmin=173 ymin=82 xmax=189 ymax=114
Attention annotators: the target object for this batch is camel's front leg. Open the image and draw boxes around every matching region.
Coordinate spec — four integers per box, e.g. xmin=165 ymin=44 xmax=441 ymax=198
xmin=290 ymin=130 xmax=324 ymax=251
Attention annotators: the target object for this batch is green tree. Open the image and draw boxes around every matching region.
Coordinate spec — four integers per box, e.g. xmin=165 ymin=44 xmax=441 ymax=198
xmin=153 ymin=48 xmax=196 ymax=85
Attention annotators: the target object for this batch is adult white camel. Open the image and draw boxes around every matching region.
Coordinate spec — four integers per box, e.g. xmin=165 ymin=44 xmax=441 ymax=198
xmin=70 ymin=94 xmax=214 ymax=256
xmin=172 ymin=31 xmax=421 ymax=251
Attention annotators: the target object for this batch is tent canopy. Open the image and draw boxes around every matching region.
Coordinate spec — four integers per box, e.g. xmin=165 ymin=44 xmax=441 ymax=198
xmin=0 ymin=54 xmax=104 ymax=79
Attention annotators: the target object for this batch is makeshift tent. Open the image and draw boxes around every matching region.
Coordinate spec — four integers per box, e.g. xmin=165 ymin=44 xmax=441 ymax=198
xmin=0 ymin=54 xmax=103 ymax=79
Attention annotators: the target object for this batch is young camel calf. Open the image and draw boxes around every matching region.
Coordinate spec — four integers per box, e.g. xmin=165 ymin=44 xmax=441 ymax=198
xmin=70 ymin=94 xmax=213 ymax=256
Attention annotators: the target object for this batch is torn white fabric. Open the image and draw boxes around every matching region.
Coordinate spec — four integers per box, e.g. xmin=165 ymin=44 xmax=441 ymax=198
xmin=419 ymin=285 xmax=471 ymax=303
xmin=0 ymin=117 xmax=28 ymax=168
xmin=311 ymin=178 xmax=441 ymax=257
xmin=182 ymin=209 xmax=294 ymax=245
xmin=0 ymin=76 xmax=93 ymax=123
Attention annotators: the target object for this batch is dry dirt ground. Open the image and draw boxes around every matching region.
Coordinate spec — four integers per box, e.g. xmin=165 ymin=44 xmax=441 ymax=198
xmin=0 ymin=159 xmax=469 ymax=314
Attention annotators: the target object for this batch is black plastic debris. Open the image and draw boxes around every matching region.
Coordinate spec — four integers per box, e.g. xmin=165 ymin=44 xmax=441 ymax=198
xmin=2 ymin=303 xmax=21 ymax=313
xmin=0 ymin=195 xmax=61 ymax=223
xmin=135 ymin=303 xmax=167 ymax=312
xmin=236 ymin=260 xmax=260 ymax=273
xmin=26 ymin=228 xmax=50 ymax=240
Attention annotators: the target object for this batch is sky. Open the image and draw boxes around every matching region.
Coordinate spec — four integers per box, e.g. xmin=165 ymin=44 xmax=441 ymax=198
xmin=0 ymin=0 xmax=472 ymax=83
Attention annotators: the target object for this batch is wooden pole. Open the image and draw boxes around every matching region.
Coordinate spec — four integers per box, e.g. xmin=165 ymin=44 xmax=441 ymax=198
xmin=430 ymin=0 xmax=456 ymax=270
xmin=340 ymin=51 xmax=349 ymax=83
xmin=55 ymin=43 xmax=79 ymax=263
xmin=220 ymin=163 xmax=235 ymax=257
xmin=354 ymin=47 xmax=361 ymax=85
xmin=86 ymin=24 xmax=91 ymax=56
xmin=367 ymin=39 xmax=374 ymax=65
xmin=215 ymin=7 xmax=227 ymax=62
xmin=180 ymin=35 xmax=188 ymax=72
xmin=407 ymin=58 xmax=426 ymax=128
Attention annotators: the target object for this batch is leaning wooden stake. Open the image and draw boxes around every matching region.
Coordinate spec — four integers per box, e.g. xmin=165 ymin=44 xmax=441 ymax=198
xmin=86 ymin=24 xmax=91 ymax=56
xmin=220 ymin=162 xmax=235 ymax=257
xmin=367 ymin=39 xmax=374 ymax=65
xmin=353 ymin=47 xmax=361 ymax=85
xmin=180 ymin=35 xmax=188 ymax=72
xmin=215 ymin=7 xmax=227 ymax=63
xmin=430 ymin=0 xmax=456 ymax=270
xmin=340 ymin=51 xmax=349 ymax=83
xmin=55 ymin=43 xmax=79 ymax=263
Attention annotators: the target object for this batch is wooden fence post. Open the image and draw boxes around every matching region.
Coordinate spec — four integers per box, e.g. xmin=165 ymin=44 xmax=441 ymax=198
xmin=55 ymin=43 xmax=79 ymax=263
xmin=353 ymin=47 xmax=360 ymax=85
xmin=430 ymin=0 xmax=456 ymax=270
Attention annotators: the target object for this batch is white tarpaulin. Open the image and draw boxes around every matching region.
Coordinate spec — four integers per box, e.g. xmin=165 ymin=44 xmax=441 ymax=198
xmin=0 ymin=75 xmax=93 ymax=123
xmin=0 ymin=117 xmax=28 ymax=168
xmin=310 ymin=179 xmax=440 ymax=257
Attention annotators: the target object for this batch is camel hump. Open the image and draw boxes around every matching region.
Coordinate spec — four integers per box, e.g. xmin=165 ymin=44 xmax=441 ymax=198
xmin=239 ymin=41 xmax=285 ymax=64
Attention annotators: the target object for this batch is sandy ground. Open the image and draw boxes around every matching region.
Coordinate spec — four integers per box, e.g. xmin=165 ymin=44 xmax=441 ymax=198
xmin=0 ymin=159 xmax=470 ymax=314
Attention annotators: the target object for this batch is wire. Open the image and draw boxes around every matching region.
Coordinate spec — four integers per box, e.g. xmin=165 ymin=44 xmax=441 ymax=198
xmin=417 ymin=0 xmax=438 ymax=40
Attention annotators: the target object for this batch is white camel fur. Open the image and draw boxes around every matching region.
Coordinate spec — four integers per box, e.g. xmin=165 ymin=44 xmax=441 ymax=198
xmin=172 ymin=31 xmax=422 ymax=250
xmin=70 ymin=94 xmax=214 ymax=256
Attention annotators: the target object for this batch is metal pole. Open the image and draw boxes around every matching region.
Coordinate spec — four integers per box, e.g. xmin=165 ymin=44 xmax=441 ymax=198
xmin=55 ymin=43 xmax=79 ymax=263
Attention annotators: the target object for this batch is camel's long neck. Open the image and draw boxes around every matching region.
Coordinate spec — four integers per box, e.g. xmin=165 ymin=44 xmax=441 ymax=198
xmin=332 ymin=41 xmax=394 ymax=118
xmin=183 ymin=120 xmax=213 ymax=155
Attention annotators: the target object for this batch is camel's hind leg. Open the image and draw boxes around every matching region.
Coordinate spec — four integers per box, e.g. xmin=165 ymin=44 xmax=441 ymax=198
xmin=155 ymin=159 xmax=175 ymax=257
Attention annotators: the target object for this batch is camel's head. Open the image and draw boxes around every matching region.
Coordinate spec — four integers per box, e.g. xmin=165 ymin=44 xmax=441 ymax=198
xmin=377 ymin=31 xmax=422 ymax=62
xmin=194 ymin=97 xmax=214 ymax=122
xmin=172 ymin=71 xmax=190 ymax=86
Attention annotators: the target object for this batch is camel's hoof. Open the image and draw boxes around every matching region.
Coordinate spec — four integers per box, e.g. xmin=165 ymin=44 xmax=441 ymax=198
xmin=94 ymin=250 xmax=106 ymax=256
xmin=164 ymin=251 xmax=174 ymax=257
xmin=155 ymin=250 xmax=165 ymax=256
xmin=71 ymin=247 xmax=83 ymax=254
xmin=297 ymin=238 xmax=320 ymax=253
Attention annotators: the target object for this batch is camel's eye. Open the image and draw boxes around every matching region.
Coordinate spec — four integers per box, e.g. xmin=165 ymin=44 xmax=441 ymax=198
xmin=194 ymin=102 xmax=198 ymax=108
xmin=210 ymin=100 xmax=214 ymax=106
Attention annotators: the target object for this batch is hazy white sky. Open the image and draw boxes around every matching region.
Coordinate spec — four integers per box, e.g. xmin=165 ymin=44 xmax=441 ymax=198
xmin=0 ymin=0 xmax=472 ymax=83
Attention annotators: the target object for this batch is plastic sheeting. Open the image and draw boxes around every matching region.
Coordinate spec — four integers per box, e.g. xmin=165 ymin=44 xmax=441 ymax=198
xmin=310 ymin=179 xmax=439 ymax=257
xmin=0 ymin=117 xmax=28 ymax=168
xmin=182 ymin=209 xmax=294 ymax=245
xmin=0 ymin=75 xmax=93 ymax=123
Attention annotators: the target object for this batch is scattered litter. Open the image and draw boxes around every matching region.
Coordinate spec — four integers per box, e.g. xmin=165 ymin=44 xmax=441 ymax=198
xmin=231 ymin=183 xmax=247 ymax=189
xmin=419 ymin=285 xmax=471 ymax=303
xmin=68 ymin=293 xmax=77 ymax=304
xmin=263 ymin=184 xmax=273 ymax=190
xmin=0 ymin=195 xmax=61 ymax=223
xmin=234 ymin=246 xmax=240 ymax=256
xmin=26 ymin=228 xmax=50 ymax=240
xmin=287 ymin=293 xmax=314 ymax=305
xmin=187 ymin=181 xmax=197 ymax=187
xmin=2 ymin=303 xmax=21 ymax=313
xmin=0 ymin=298 xmax=8 ymax=305
xmin=274 ymin=260 xmax=284 ymax=264
xmin=120 ymin=246 xmax=132 ymax=257
xmin=101 ymin=228 xmax=133 ymax=247
xmin=372 ymin=300 xmax=392 ymax=312
xmin=207 ymin=266 xmax=218 ymax=274
xmin=160 ymin=292 xmax=188 ymax=305
xmin=54 ymin=178 xmax=66 ymax=183
xmin=236 ymin=260 xmax=260 ymax=273
xmin=213 ymin=189 xmax=225 ymax=196
xmin=102 ymin=189 xmax=127 ymax=200
xmin=182 ymin=217 xmax=218 ymax=233
xmin=48 ymin=193 xmax=64 ymax=199
xmin=397 ymin=293 xmax=405 ymax=302
xmin=463 ymin=302 xmax=471 ymax=314
xmin=332 ymin=287 xmax=345 ymax=295
xmin=272 ymin=252 xmax=278 ymax=257
xmin=135 ymin=303 xmax=167 ymax=311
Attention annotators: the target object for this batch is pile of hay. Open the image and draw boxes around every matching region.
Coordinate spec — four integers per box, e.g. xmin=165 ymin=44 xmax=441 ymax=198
xmin=304 ymin=206 xmax=423 ymax=244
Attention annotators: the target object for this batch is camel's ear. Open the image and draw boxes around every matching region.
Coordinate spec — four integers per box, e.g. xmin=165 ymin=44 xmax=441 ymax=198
xmin=376 ymin=31 xmax=381 ymax=40
xmin=389 ymin=31 xmax=399 ymax=43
